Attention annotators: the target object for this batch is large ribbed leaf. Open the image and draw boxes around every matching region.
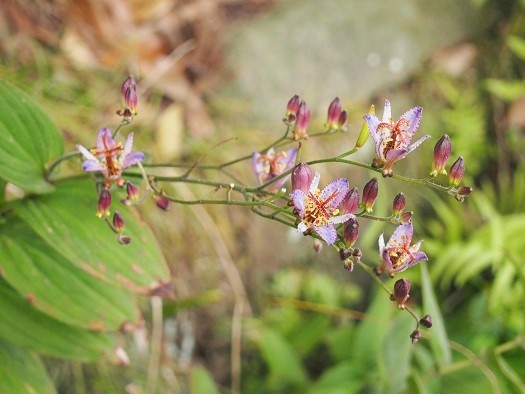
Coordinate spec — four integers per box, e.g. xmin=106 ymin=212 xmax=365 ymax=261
xmin=0 ymin=339 xmax=55 ymax=394
xmin=0 ymin=219 xmax=137 ymax=330
xmin=14 ymin=178 xmax=171 ymax=292
xmin=0 ymin=281 xmax=114 ymax=361
xmin=0 ymin=80 xmax=63 ymax=193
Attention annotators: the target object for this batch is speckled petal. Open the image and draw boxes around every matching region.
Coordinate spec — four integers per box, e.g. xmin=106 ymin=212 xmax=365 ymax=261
xmin=82 ymin=160 xmax=104 ymax=172
xmin=399 ymin=107 xmax=423 ymax=137
xmin=77 ymin=144 xmax=98 ymax=162
xmin=291 ymin=189 xmax=307 ymax=216
xmin=364 ymin=114 xmax=381 ymax=145
xmin=123 ymin=151 xmax=145 ymax=168
xmin=252 ymin=152 xmax=265 ymax=184
xmin=330 ymin=213 xmax=354 ymax=225
xmin=406 ymin=134 xmax=431 ymax=153
xmin=385 ymin=148 xmax=409 ymax=163
xmin=387 ymin=222 xmax=413 ymax=248
xmin=320 ymin=178 xmax=349 ymax=210
xmin=314 ymin=224 xmax=337 ymax=245
xmin=96 ymin=128 xmax=116 ymax=150
xmin=309 ymin=172 xmax=321 ymax=193
xmin=381 ymin=247 xmax=393 ymax=271
xmin=122 ymin=132 xmax=135 ymax=156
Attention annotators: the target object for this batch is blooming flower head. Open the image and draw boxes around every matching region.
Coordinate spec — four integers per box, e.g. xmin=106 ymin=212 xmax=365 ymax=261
xmin=291 ymin=172 xmax=354 ymax=245
xmin=77 ymin=128 xmax=145 ymax=187
xmin=252 ymin=147 xmax=297 ymax=190
xmin=377 ymin=222 xmax=428 ymax=277
xmin=364 ymin=100 xmax=430 ymax=177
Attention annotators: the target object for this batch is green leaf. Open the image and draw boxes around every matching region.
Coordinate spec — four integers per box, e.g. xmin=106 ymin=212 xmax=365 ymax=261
xmin=0 ymin=80 xmax=63 ymax=193
xmin=255 ymin=326 xmax=308 ymax=389
xmin=507 ymin=35 xmax=525 ymax=61
xmin=13 ymin=178 xmax=171 ymax=292
xmin=484 ymin=79 xmax=525 ymax=101
xmin=0 ymin=339 xmax=55 ymax=394
xmin=421 ymin=264 xmax=452 ymax=366
xmin=0 ymin=280 xmax=114 ymax=361
xmin=307 ymin=362 xmax=363 ymax=394
xmin=0 ymin=218 xmax=136 ymax=330
xmin=190 ymin=365 xmax=220 ymax=394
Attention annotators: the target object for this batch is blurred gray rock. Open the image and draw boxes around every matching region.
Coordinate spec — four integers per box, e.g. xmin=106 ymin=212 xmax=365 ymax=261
xmin=217 ymin=0 xmax=481 ymax=123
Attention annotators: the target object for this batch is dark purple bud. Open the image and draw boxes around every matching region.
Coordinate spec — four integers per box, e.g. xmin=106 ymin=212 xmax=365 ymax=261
xmin=361 ymin=177 xmax=379 ymax=213
xmin=284 ymin=94 xmax=300 ymax=124
xmin=343 ymin=217 xmax=359 ymax=246
xmin=126 ymin=182 xmax=140 ymax=201
xmin=400 ymin=211 xmax=413 ymax=224
xmin=337 ymin=110 xmax=348 ymax=131
xmin=343 ymin=260 xmax=354 ymax=271
xmin=430 ymin=135 xmax=452 ymax=177
xmin=392 ymin=192 xmax=406 ymax=215
xmin=291 ymin=163 xmax=313 ymax=193
xmin=410 ymin=329 xmax=421 ymax=344
xmin=339 ymin=248 xmax=352 ymax=261
xmin=455 ymin=185 xmax=473 ymax=202
xmin=420 ymin=314 xmax=433 ymax=328
xmin=326 ymin=97 xmax=342 ymax=129
xmin=118 ymin=234 xmax=132 ymax=245
xmin=96 ymin=188 xmax=112 ymax=218
xmin=155 ymin=196 xmax=170 ymax=211
xmin=120 ymin=75 xmax=138 ymax=115
xmin=341 ymin=187 xmax=360 ymax=214
xmin=391 ymin=278 xmax=411 ymax=309
xmin=112 ymin=211 xmax=125 ymax=233
xmin=293 ymin=101 xmax=311 ymax=140
xmin=449 ymin=157 xmax=465 ymax=186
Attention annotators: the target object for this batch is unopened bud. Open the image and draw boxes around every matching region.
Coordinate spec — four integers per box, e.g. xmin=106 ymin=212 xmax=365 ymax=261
xmin=449 ymin=157 xmax=465 ymax=186
xmin=430 ymin=135 xmax=452 ymax=177
xmin=291 ymin=163 xmax=313 ymax=193
xmin=326 ymin=97 xmax=342 ymax=130
xmin=112 ymin=212 xmax=125 ymax=233
xmin=341 ymin=187 xmax=360 ymax=214
xmin=355 ymin=104 xmax=374 ymax=149
xmin=337 ymin=110 xmax=348 ymax=131
xmin=455 ymin=185 xmax=473 ymax=202
xmin=420 ymin=314 xmax=433 ymax=328
xmin=120 ymin=75 xmax=138 ymax=116
xmin=343 ymin=217 xmax=359 ymax=246
xmin=410 ymin=329 xmax=421 ymax=344
xmin=96 ymin=188 xmax=112 ymax=218
xmin=339 ymin=248 xmax=352 ymax=261
xmin=392 ymin=192 xmax=406 ymax=215
xmin=155 ymin=196 xmax=170 ymax=211
xmin=361 ymin=177 xmax=379 ymax=213
xmin=292 ymin=101 xmax=311 ymax=140
xmin=284 ymin=94 xmax=300 ymax=124
xmin=126 ymin=182 xmax=140 ymax=201
xmin=400 ymin=211 xmax=413 ymax=224
xmin=118 ymin=234 xmax=132 ymax=245
xmin=391 ymin=278 xmax=411 ymax=309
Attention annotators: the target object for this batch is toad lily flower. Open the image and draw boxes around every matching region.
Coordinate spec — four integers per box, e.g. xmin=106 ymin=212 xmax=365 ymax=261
xmin=377 ymin=222 xmax=428 ymax=277
xmin=252 ymin=147 xmax=297 ymax=190
xmin=364 ymin=100 xmax=430 ymax=177
xmin=291 ymin=173 xmax=354 ymax=245
xmin=77 ymin=128 xmax=145 ymax=187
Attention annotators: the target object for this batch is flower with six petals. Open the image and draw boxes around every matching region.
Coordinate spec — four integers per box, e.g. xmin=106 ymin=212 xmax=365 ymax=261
xmin=252 ymin=147 xmax=297 ymax=190
xmin=291 ymin=173 xmax=354 ymax=245
xmin=377 ymin=222 xmax=428 ymax=277
xmin=364 ymin=100 xmax=430 ymax=177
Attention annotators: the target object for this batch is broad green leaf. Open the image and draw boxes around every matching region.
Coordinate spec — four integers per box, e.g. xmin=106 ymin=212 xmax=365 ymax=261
xmin=190 ymin=365 xmax=220 ymax=394
xmin=0 ymin=339 xmax=55 ymax=394
xmin=14 ymin=178 xmax=171 ymax=292
xmin=307 ymin=362 xmax=363 ymax=394
xmin=289 ymin=314 xmax=330 ymax=356
xmin=0 ymin=219 xmax=137 ymax=330
xmin=255 ymin=326 xmax=308 ymax=389
xmin=507 ymin=35 xmax=525 ymax=61
xmin=421 ymin=264 xmax=452 ymax=366
xmin=0 ymin=281 xmax=114 ymax=361
xmin=0 ymin=80 xmax=63 ymax=193
xmin=484 ymin=79 xmax=525 ymax=101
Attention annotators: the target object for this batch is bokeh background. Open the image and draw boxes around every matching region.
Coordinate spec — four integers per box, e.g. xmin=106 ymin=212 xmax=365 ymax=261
xmin=1 ymin=0 xmax=525 ymax=392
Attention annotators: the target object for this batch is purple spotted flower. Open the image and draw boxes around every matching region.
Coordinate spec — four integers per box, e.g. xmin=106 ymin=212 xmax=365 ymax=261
xmin=77 ymin=128 xmax=145 ymax=187
xmin=291 ymin=173 xmax=354 ymax=245
xmin=252 ymin=147 xmax=297 ymax=190
xmin=364 ymin=100 xmax=430 ymax=177
xmin=377 ymin=222 xmax=428 ymax=277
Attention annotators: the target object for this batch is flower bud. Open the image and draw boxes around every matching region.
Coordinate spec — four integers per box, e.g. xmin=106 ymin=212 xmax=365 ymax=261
xmin=448 ymin=156 xmax=465 ymax=186
xmin=410 ymin=329 xmax=421 ymax=344
xmin=430 ymin=134 xmax=452 ymax=177
xmin=112 ymin=211 xmax=125 ymax=233
xmin=354 ymin=104 xmax=374 ymax=149
xmin=391 ymin=278 xmax=411 ymax=309
xmin=361 ymin=177 xmax=379 ymax=213
xmin=126 ymin=182 xmax=140 ymax=201
xmin=420 ymin=314 xmax=432 ymax=328
xmin=400 ymin=211 xmax=413 ymax=224
xmin=392 ymin=192 xmax=406 ymax=215
xmin=455 ymin=185 xmax=473 ymax=202
xmin=291 ymin=163 xmax=313 ymax=193
xmin=96 ymin=188 xmax=112 ymax=218
xmin=343 ymin=217 xmax=359 ymax=246
xmin=292 ymin=101 xmax=311 ymax=140
xmin=118 ymin=234 xmax=132 ymax=245
xmin=155 ymin=196 xmax=170 ymax=211
xmin=284 ymin=94 xmax=300 ymax=124
xmin=339 ymin=248 xmax=352 ymax=261
xmin=325 ymin=97 xmax=342 ymax=130
xmin=341 ymin=187 xmax=360 ymax=214
xmin=120 ymin=75 xmax=138 ymax=116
